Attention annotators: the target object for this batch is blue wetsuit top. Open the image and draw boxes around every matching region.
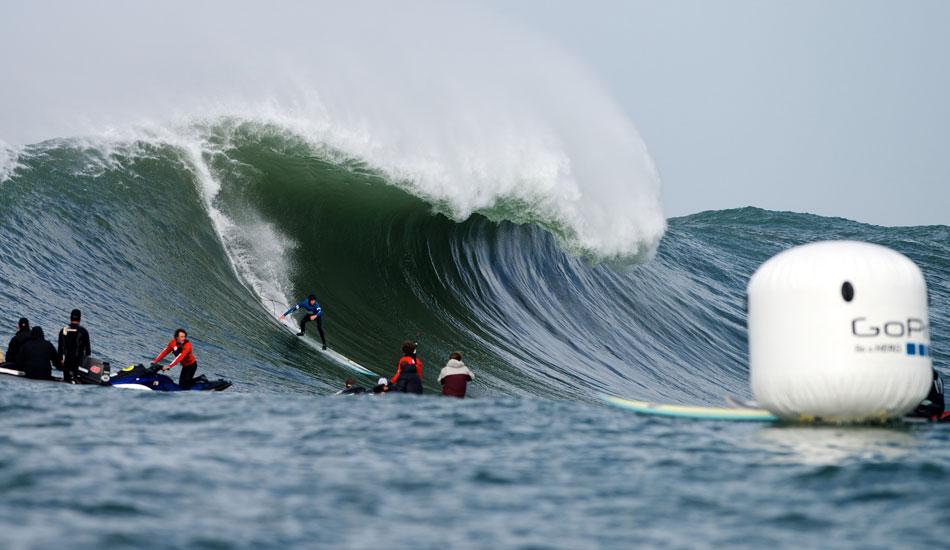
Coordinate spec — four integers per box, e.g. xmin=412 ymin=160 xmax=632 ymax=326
xmin=283 ymin=299 xmax=322 ymax=317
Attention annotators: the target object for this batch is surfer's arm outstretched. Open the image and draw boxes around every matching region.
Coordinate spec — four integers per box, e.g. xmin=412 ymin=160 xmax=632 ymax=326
xmin=279 ymin=300 xmax=306 ymax=320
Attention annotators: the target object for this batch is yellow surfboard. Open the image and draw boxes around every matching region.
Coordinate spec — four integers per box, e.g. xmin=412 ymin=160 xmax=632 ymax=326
xmin=599 ymin=393 xmax=779 ymax=422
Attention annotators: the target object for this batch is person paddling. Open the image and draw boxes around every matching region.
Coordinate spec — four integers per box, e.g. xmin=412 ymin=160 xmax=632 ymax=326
xmin=152 ymin=329 xmax=199 ymax=389
xmin=371 ymin=377 xmax=391 ymax=394
xmin=336 ymin=379 xmax=366 ymax=395
xmin=279 ymin=294 xmax=327 ymax=350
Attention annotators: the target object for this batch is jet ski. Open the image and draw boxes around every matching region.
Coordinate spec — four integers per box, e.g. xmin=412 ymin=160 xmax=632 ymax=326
xmin=0 ymin=358 xmax=231 ymax=392
xmin=108 ymin=363 xmax=232 ymax=391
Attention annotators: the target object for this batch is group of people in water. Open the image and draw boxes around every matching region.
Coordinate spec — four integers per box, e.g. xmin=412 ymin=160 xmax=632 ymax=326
xmin=1 ymin=309 xmax=202 ymax=389
xmin=336 ymin=341 xmax=476 ymax=398
xmin=278 ymin=293 xmax=476 ymax=398
xmin=2 ymin=294 xmax=945 ymax=411
xmin=21 ymin=294 xmax=941 ymax=412
xmin=2 ymin=293 xmax=477 ymax=398
xmin=3 ymin=293 xmax=944 ymax=410
xmin=2 ymin=310 xmax=91 ymax=382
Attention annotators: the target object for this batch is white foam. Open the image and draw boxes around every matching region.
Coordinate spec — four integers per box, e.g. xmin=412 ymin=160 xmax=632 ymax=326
xmin=176 ymin=132 xmax=298 ymax=317
xmin=0 ymin=140 xmax=23 ymax=183
xmin=0 ymin=1 xmax=666 ymax=260
xmin=56 ymin=124 xmax=298 ymax=317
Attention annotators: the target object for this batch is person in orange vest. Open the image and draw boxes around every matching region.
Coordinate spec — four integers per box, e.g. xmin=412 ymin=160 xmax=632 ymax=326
xmin=390 ymin=340 xmax=422 ymax=394
xmin=152 ymin=328 xmax=199 ymax=389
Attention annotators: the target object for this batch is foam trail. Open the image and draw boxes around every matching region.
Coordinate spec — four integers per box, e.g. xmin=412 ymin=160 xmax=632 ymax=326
xmin=61 ymin=123 xmax=299 ymax=317
xmin=177 ymin=136 xmax=297 ymax=318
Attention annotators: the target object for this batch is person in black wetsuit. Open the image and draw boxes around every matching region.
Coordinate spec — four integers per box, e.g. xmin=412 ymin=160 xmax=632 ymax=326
xmin=279 ymin=294 xmax=327 ymax=350
xmin=16 ymin=326 xmax=61 ymax=380
xmin=6 ymin=317 xmax=32 ymax=364
xmin=908 ymin=368 xmax=947 ymax=421
xmin=371 ymin=377 xmax=391 ymax=394
xmin=336 ymin=379 xmax=366 ymax=395
xmin=58 ymin=309 xmax=91 ymax=383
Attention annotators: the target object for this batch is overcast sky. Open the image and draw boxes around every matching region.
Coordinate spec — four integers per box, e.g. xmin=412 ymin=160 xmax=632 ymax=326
xmin=487 ymin=0 xmax=950 ymax=226
xmin=2 ymin=1 xmax=948 ymax=227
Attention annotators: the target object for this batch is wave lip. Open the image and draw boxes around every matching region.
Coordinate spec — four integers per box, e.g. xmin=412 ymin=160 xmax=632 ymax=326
xmin=200 ymin=112 xmax=667 ymax=263
xmin=390 ymin=115 xmax=668 ymax=262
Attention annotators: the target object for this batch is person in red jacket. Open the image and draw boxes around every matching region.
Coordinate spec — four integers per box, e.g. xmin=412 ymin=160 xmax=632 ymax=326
xmin=390 ymin=340 xmax=423 ymax=394
xmin=152 ymin=328 xmax=199 ymax=389
xmin=438 ymin=351 xmax=474 ymax=398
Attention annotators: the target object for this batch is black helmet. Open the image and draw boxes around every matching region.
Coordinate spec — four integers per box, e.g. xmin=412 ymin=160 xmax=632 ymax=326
xmin=308 ymin=294 xmax=316 ymax=301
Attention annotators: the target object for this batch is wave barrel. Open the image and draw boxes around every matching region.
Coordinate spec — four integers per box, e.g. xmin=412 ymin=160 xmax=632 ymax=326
xmin=747 ymin=241 xmax=932 ymax=421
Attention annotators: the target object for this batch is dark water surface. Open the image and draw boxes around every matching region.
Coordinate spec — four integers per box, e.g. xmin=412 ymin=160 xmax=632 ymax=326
xmin=3 ymin=381 xmax=949 ymax=550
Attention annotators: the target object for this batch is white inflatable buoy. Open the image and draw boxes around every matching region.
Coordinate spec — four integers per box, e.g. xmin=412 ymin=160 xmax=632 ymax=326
xmin=748 ymin=241 xmax=932 ymax=421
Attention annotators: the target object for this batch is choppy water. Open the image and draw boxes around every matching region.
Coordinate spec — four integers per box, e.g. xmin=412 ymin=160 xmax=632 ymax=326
xmin=4 ymin=381 xmax=950 ymax=550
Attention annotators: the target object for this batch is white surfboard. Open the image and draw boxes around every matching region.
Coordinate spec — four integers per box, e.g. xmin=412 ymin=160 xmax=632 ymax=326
xmin=276 ymin=320 xmax=375 ymax=376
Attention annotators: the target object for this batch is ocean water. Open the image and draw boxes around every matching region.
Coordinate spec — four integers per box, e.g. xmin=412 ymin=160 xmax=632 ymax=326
xmin=4 ymin=385 xmax=950 ymax=550
xmin=1 ymin=3 xmax=949 ymax=546
xmin=0 ymin=128 xmax=948 ymax=549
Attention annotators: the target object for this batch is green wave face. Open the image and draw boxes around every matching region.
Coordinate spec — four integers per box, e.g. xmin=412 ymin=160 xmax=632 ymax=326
xmin=2 ymin=127 xmax=948 ymax=402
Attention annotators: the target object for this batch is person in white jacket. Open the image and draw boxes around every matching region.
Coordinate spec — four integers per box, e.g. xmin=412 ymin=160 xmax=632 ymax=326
xmin=438 ymin=352 xmax=474 ymax=398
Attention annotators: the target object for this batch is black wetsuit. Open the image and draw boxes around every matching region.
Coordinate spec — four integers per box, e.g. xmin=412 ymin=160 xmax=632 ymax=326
xmin=909 ymin=369 xmax=945 ymax=419
xmin=283 ymin=299 xmax=327 ymax=348
xmin=391 ymin=355 xmax=423 ymax=394
xmin=16 ymin=330 xmax=58 ymax=380
xmin=58 ymin=323 xmax=91 ymax=383
xmin=6 ymin=328 xmax=32 ymax=363
xmin=300 ymin=314 xmax=326 ymax=347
